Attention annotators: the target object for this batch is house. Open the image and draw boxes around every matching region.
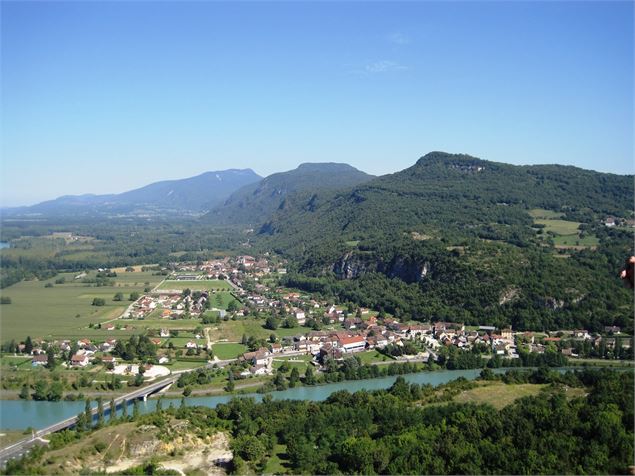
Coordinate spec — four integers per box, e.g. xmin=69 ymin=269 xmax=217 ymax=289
xmin=158 ymin=356 xmax=170 ymax=364
xmin=101 ymin=355 xmax=116 ymax=365
xmin=604 ymin=326 xmax=621 ymax=335
xmin=241 ymin=349 xmax=270 ymax=366
xmin=185 ymin=341 xmax=198 ymax=349
xmin=104 ymin=324 xmax=115 ymax=331
xmin=573 ymin=329 xmax=591 ymax=340
xmin=160 ymin=329 xmax=170 ymax=337
xmin=77 ymin=339 xmax=91 ymax=348
xmin=270 ymin=343 xmax=282 ymax=353
xmin=31 ymin=354 xmax=48 ymax=366
xmin=337 ymin=335 xmax=366 ymax=353
xmin=71 ymin=354 xmax=89 ymax=367
xmin=501 ymin=328 xmax=513 ymax=340
xmin=151 ymin=338 xmax=162 ymax=346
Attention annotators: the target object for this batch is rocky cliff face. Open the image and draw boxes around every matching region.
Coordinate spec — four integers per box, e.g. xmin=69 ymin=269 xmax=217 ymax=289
xmin=332 ymin=252 xmax=432 ymax=283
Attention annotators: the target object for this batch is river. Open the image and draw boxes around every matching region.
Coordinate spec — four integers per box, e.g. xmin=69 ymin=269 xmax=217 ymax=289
xmin=2 ymin=366 xmax=629 ymax=431
xmin=0 ymin=368 xmax=500 ymax=430
xmin=0 ymin=242 xmax=9 ymax=249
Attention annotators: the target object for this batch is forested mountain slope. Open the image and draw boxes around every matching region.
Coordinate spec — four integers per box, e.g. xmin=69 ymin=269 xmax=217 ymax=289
xmin=204 ymin=163 xmax=374 ymax=225
xmin=256 ymin=152 xmax=634 ymax=332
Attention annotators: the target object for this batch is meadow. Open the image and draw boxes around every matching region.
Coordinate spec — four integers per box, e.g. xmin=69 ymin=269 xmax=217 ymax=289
xmin=156 ymin=279 xmax=232 ymax=291
xmin=211 ymin=342 xmax=248 ymax=360
xmin=0 ymin=270 xmax=162 ymax=342
xmin=529 ymin=208 xmax=598 ymax=249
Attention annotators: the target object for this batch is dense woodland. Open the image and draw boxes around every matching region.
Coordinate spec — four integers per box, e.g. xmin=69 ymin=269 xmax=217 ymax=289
xmin=4 ymin=368 xmax=633 ymax=475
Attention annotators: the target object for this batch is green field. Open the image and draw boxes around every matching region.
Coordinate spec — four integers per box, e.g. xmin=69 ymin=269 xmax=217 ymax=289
xmin=212 ymin=342 xmax=248 ymax=359
xmin=0 ymin=270 xmax=162 ymax=341
xmin=535 ymin=219 xmax=581 ymax=235
xmin=207 ymin=320 xmax=312 ymax=342
xmin=207 ymin=291 xmax=241 ymax=310
xmin=453 ymin=382 xmax=547 ymax=409
xmin=156 ymin=279 xmax=232 ymax=291
xmin=356 ymin=350 xmax=391 ymax=364
xmin=528 ymin=208 xmax=564 ymax=219
xmin=530 ymin=209 xmax=598 ymax=249
xmin=272 ymin=354 xmax=312 ymax=372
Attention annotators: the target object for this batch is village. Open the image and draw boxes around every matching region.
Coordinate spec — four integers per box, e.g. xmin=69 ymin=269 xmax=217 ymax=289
xmin=12 ymin=253 xmax=632 ymax=388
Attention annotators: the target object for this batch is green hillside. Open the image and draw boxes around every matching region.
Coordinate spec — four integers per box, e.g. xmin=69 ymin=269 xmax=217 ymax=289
xmin=254 ymin=152 xmax=634 ymax=332
xmin=204 ymin=162 xmax=374 ymax=225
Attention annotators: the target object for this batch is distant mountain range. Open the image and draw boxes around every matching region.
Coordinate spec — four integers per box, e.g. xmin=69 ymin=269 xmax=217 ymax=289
xmin=204 ymin=162 xmax=375 ymax=225
xmin=2 ymin=169 xmax=263 ymax=217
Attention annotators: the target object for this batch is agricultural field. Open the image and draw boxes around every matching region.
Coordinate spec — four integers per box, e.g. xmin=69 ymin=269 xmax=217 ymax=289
xmin=211 ymin=342 xmax=248 ymax=360
xmin=156 ymin=279 xmax=232 ymax=292
xmin=207 ymin=291 xmax=240 ymax=310
xmin=272 ymin=354 xmax=313 ymax=372
xmin=0 ymin=270 xmax=162 ymax=341
xmin=206 ymin=319 xmax=312 ymax=342
xmin=529 ymin=208 xmax=598 ymax=249
xmin=452 ymin=381 xmax=547 ymax=409
xmin=356 ymin=350 xmax=392 ymax=364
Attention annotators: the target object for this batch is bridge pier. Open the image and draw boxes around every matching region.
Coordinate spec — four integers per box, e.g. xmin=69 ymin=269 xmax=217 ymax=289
xmin=143 ymin=395 xmax=147 ymax=402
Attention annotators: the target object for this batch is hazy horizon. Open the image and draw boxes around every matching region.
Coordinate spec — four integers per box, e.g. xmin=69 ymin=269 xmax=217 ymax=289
xmin=2 ymin=1 xmax=633 ymax=206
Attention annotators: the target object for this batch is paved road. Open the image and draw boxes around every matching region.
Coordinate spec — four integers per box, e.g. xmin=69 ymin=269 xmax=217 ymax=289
xmin=0 ymin=375 xmax=179 ymax=468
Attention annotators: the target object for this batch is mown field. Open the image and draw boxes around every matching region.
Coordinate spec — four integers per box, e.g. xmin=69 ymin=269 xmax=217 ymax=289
xmin=156 ymin=279 xmax=232 ymax=291
xmin=529 ymin=208 xmax=598 ymax=249
xmin=0 ymin=270 xmax=162 ymax=341
xmin=207 ymin=320 xmax=314 ymax=342
xmin=212 ymin=342 xmax=248 ymax=360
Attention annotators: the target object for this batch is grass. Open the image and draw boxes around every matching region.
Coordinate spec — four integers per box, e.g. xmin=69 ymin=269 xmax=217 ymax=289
xmin=0 ymin=430 xmax=29 ymax=447
xmin=453 ymin=381 xmax=547 ymax=409
xmin=164 ymin=360 xmax=207 ymax=371
xmin=206 ymin=319 xmax=313 ymax=342
xmin=263 ymin=444 xmax=290 ymax=475
xmin=528 ymin=208 xmax=565 ymax=219
xmin=156 ymin=279 xmax=232 ymax=291
xmin=0 ymin=270 xmax=162 ymax=341
xmin=211 ymin=342 xmax=248 ymax=359
xmin=356 ymin=350 xmax=391 ymax=364
xmin=553 ymin=234 xmax=600 ymax=247
xmin=530 ymin=209 xmax=598 ymax=250
xmin=208 ymin=291 xmax=241 ymax=310
xmin=535 ymin=218 xmax=581 ymax=235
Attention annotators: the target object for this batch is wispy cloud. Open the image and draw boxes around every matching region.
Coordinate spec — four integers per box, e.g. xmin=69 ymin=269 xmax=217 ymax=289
xmin=364 ymin=60 xmax=409 ymax=73
xmin=387 ymin=32 xmax=410 ymax=45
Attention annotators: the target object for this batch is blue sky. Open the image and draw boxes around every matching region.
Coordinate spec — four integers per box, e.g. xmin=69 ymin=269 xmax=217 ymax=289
xmin=1 ymin=1 xmax=633 ymax=206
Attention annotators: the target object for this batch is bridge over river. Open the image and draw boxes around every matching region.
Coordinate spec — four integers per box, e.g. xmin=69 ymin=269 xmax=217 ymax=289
xmin=0 ymin=374 xmax=180 ymax=468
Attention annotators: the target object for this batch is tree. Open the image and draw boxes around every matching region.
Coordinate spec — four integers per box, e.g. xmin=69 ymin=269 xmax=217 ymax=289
xmin=46 ymin=347 xmax=56 ymax=369
xmin=132 ymin=399 xmax=140 ymax=419
xmin=92 ymin=298 xmax=105 ymax=306
xmin=304 ymin=366 xmax=316 ymax=385
xmin=109 ymin=398 xmax=116 ymax=422
xmin=274 ymin=372 xmax=287 ymax=391
xmin=265 ymin=316 xmax=278 ymax=330
xmin=129 ymin=292 xmax=140 ymax=302
xmin=0 ymin=297 xmax=11 ymax=304
xmin=156 ymin=396 xmax=163 ymax=413
xmin=226 ymin=371 xmax=235 ymax=392
xmin=227 ymin=300 xmax=240 ymax=313
xmin=121 ymin=400 xmax=128 ymax=420
xmin=24 ymin=336 xmax=33 ymax=355
xmin=19 ymin=384 xmax=29 ymax=400
xmin=32 ymin=380 xmax=48 ymax=401
xmin=113 ymin=292 xmax=124 ymax=301
xmin=84 ymin=398 xmax=93 ymax=431
xmin=47 ymin=382 xmax=63 ymax=402
xmin=289 ymin=367 xmax=300 ymax=388
xmin=97 ymin=397 xmax=105 ymax=427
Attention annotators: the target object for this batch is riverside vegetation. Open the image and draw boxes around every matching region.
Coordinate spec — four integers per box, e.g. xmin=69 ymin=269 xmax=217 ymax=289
xmin=3 ymin=368 xmax=632 ymax=475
